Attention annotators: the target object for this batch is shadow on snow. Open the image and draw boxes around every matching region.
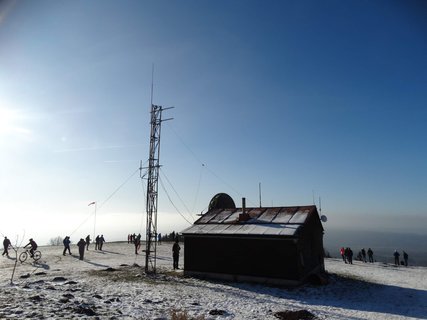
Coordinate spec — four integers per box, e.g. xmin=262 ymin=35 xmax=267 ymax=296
xmin=220 ymin=273 xmax=427 ymax=319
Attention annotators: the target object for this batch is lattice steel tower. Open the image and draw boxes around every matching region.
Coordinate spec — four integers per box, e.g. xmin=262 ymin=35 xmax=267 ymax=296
xmin=143 ymin=104 xmax=172 ymax=274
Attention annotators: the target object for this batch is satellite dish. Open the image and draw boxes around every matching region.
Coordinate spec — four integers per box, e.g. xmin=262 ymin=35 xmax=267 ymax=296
xmin=208 ymin=193 xmax=236 ymax=211
xmin=321 ymin=215 xmax=328 ymax=223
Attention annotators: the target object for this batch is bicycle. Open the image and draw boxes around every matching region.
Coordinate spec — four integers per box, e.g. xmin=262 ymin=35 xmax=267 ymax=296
xmin=19 ymin=248 xmax=42 ymax=263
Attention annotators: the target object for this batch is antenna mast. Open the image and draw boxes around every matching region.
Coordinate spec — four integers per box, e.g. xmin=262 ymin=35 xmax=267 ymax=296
xmin=143 ymin=78 xmax=173 ymax=273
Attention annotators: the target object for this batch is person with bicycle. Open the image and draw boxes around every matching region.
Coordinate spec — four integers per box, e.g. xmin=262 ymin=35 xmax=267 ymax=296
xmin=24 ymin=238 xmax=38 ymax=258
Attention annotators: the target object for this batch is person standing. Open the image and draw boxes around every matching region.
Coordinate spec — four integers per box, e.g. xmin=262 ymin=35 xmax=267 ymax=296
xmin=340 ymin=247 xmax=346 ymax=263
xmin=367 ymin=248 xmax=374 ymax=263
xmin=85 ymin=235 xmax=91 ymax=250
xmin=172 ymin=238 xmax=181 ymax=270
xmin=63 ymin=236 xmax=71 ymax=256
xmin=134 ymin=234 xmax=141 ymax=255
xmin=346 ymin=247 xmax=353 ymax=264
xmin=99 ymin=235 xmax=105 ymax=250
xmin=2 ymin=237 xmax=11 ymax=257
xmin=95 ymin=235 xmax=100 ymax=250
xmin=77 ymin=238 xmax=86 ymax=260
xmin=394 ymin=250 xmax=400 ymax=266
xmin=403 ymin=251 xmax=409 ymax=267
xmin=361 ymin=248 xmax=367 ymax=263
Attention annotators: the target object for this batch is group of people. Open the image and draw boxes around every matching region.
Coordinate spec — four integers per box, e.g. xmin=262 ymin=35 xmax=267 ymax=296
xmin=127 ymin=233 xmax=181 ymax=269
xmin=394 ymin=250 xmax=409 ymax=266
xmin=127 ymin=233 xmax=162 ymax=245
xmin=340 ymin=246 xmax=409 ymax=266
xmin=62 ymin=235 xmax=88 ymax=260
xmin=61 ymin=234 xmax=105 ymax=260
xmin=340 ymin=247 xmax=374 ymax=264
xmin=340 ymin=247 xmax=354 ymax=264
xmin=4 ymin=233 xmax=182 ymax=270
xmin=355 ymin=248 xmax=375 ymax=263
xmin=94 ymin=235 xmax=105 ymax=250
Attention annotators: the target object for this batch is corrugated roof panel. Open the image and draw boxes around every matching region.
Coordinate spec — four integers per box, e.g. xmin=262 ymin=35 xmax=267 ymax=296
xmin=250 ymin=224 xmax=280 ymax=235
xmin=200 ymin=224 xmax=223 ymax=233
xmin=237 ymin=224 xmax=258 ymax=234
xmin=222 ymin=210 xmax=241 ymax=224
xmin=219 ymin=224 xmax=245 ymax=234
xmin=196 ymin=209 xmax=222 ymax=224
xmin=181 ymin=224 xmax=226 ymax=235
xmin=209 ymin=209 xmax=235 ymax=223
xmin=272 ymin=207 xmax=297 ymax=223
xmin=206 ymin=224 xmax=233 ymax=234
xmin=279 ymin=225 xmax=301 ymax=236
xmin=288 ymin=208 xmax=311 ymax=223
xmin=181 ymin=224 xmax=204 ymax=234
xmin=184 ymin=206 xmax=318 ymax=236
xmin=182 ymin=222 xmax=301 ymax=237
xmin=248 ymin=208 xmax=265 ymax=219
xmin=256 ymin=207 xmax=281 ymax=223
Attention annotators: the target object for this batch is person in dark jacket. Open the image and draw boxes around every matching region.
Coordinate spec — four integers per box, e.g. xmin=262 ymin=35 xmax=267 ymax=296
xmin=345 ymin=247 xmax=353 ymax=264
xmin=63 ymin=236 xmax=72 ymax=256
xmin=95 ymin=235 xmax=100 ymax=250
xmin=2 ymin=237 xmax=11 ymax=257
xmin=367 ymin=248 xmax=374 ymax=263
xmin=134 ymin=234 xmax=141 ymax=255
xmin=361 ymin=248 xmax=367 ymax=263
xmin=85 ymin=235 xmax=91 ymax=251
xmin=172 ymin=238 xmax=181 ymax=270
xmin=403 ymin=251 xmax=409 ymax=267
xmin=77 ymin=238 xmax=86 ymax=260
xmin=340 ymin=247 xmax=346 ymax=263
xmin=99 ymin=235 xmax=105 ymax=250
xmin=24 ymin=238 xmax=38 ymax=258
xmin=394 ymin=250 xmax=400 ymax=266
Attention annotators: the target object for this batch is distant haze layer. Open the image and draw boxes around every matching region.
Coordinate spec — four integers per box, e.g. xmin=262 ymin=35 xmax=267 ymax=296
xmin=324 ymin=228 xmax=427 ymax=267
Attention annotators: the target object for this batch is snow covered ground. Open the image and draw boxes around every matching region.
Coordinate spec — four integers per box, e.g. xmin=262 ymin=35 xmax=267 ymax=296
xmin=1 ymin=241 xmax=426 ymax=319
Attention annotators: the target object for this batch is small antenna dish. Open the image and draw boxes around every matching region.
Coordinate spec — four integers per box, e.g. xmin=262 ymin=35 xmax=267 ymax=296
xmin=321 ymin=215 xmax=327 ymax=223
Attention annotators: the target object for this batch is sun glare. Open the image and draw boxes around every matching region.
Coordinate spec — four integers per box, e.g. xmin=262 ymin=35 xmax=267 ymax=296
xmin=0 ymin=107 xmax=32 ymax=138
xmin=0 ymin=107 xmax=17 ymax=133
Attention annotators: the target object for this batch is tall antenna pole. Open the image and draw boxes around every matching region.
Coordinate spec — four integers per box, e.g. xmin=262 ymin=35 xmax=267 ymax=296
xmin=259 ymin=182 xmax=262 ymax=208
xmin=150 ymin=64 xmax=154 ymax=106
xmin=143 ymin=102 xmax=173 ymax=274
xmin=88 ymin=201 xmax=97 ymax=241
xmin=93 ymin=202 xmax=97 ymax=240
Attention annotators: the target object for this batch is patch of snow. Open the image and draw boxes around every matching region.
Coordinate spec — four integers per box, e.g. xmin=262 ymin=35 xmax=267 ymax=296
xmin=1 ymin=242 xmax=426 ymax=319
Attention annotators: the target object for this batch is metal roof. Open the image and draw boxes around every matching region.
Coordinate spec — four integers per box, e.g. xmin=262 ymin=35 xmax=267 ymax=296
xmin=182 ymin=205 xmax=319 ymax=237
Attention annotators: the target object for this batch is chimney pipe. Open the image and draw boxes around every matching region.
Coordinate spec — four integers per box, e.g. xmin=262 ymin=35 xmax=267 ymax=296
xmin=239 ymin=197 xmax=249 ymax=222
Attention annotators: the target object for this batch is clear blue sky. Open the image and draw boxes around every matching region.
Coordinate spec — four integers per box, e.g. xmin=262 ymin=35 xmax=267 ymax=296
xmin=0 ymin=0 xmax=426 ymax=244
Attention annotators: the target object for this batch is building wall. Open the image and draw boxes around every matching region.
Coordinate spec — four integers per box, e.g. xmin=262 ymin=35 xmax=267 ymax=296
xmin=184 ymin=236 xmax=300 ymax=280
xmin=298 ymin=216 xmax=325 ymax=277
